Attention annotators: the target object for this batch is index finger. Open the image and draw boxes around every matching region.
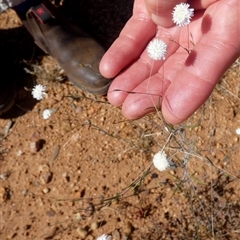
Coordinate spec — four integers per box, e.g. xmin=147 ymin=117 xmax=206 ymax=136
xmin=100 ymin=0 xmax=156 ymax=79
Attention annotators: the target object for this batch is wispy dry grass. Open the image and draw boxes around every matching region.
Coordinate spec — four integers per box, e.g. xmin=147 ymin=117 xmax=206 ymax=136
xmin=18 ymin=57 xmax=240 ymax=239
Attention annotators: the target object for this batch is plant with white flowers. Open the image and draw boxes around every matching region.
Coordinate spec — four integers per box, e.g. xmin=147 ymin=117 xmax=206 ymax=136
xmin=96 ymin=234 xmax=111 ymax=240
xmin=31 ymin=84 xmax=47 ymax=100
xmin=42 ymin=109 xmax=53 ymax=119
xmin=172 ymin=3 xmax=194 ymax=27
xmin=171 ymin=3 xmax=195 ymax=53
xmin=153 ymin=150 xmax=170 ymax=171
xmin=147 ymin=38 xmax=168 ymax=61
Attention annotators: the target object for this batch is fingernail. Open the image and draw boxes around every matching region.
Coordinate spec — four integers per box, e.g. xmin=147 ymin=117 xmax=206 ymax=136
xmin=151 ymin=14 xmax=173 ymax=28
xmin=151 ymin=14 xmax=162 ymax=25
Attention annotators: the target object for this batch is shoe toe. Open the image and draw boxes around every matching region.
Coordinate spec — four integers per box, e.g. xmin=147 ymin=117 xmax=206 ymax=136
xmin=21 ymin=2 xmax=112 ymax=95
xmin=58 ymin=38 xmax=112 ymax=95
xmin=67 ymin=67 xmax=112 ymax=95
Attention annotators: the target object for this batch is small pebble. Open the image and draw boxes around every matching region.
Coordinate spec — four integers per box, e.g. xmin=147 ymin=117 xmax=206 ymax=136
xmin=16 ymin=150 xmax=23 ymax=156
xmin=75 ymin=106 xmax=83 ymax=113
xmin=112 ymin=229 xmax=121 ymax=240
xmin=42 ymin=188 xmax=50 ymax=194
xmin=30 ymin=140 xmax=43 ymax=152
xmin=233 ymin=136 xmax=239 ymax=142
xmin=0 ymin=186 xmax=8 ymax=203
xmin=23 ymin=224 xmax=31 ymax=230
xmin=40 ymin=172 xmax=53 ymax=185
xmin=123 ymin=221 xmax=133 ymax=235
xmin=90 ymin=222 xmax=98 ymax=231
xmin=61 ymin=120 xmax=72 ymax=133
xmin=38 ymin=164 xmax=50 ymax=173
xmin=76 ymin=227 xmax=88 ymax=239
xmin=41 ymin=226 xmax=57 ymax=239
xmin=236 ymin=128 xmax=240 ymax=135
xmin=22 ymin=189 xmax=28 ymax=195
xmin=75 ymin=212 xmax=82 ymax=220
xmin=0 ymin=172 xmax=10 ymax=180
xmin=31 ymin=131 xmax=41 ymax=141
xmin=46 ymin=209 xmax=56 ymax=217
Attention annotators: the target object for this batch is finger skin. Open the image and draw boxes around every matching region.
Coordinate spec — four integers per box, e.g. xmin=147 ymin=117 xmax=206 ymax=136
xmin=100 ymin=0 xmax=156 ymax=79
xmin=162 ymin=0 xmax=240 ymax=124
xmin=145 ymin=0 xmax=184 ymax=27
xmin=121 ymin=0 xmax=240 ymax=123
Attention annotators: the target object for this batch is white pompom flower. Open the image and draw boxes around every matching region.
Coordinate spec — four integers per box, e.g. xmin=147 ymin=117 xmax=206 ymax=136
xmin=42 ymin=109 xmax=53 ymax=119
xmin=0 ymin=3 xmax=9 ymax=12
xmin=32 ymin=84 xmax=47 ymax=100
xmin=172 ymin=3 xmax=194 ymax=27
xmin=147 ymin=38 xmax=168 ymax=61
xmin=153 ymin=150 xmax=170 ymax=171
xmin=236 ymin=128 xmax=240 ymax=135
xmin=96 ymin=234 xmax=111 ymax=240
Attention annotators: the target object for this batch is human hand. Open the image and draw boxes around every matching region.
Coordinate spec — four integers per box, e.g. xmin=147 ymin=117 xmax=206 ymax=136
xmin=100 ymin=0 xmax=240 ymax=124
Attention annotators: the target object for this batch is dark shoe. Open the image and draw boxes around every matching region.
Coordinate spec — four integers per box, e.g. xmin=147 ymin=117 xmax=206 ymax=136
xmin=0 ymin=79 xmax=16 ymax=115
xmin=17 ymin=1 xmax=112 ymax=95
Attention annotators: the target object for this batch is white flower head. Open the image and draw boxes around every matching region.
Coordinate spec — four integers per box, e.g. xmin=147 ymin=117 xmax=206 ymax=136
xmin=172 ymin=3 xmax=194 ymax=27
xmin=0 ymin=3 xmax=9 ymax=12
xmin=153 ymin=150 xmax=170 ymax=171
xmin=32 ymin=84 xmax=47 ymax=100
xmin=147 ymin=38 xmax=168 ymax=61
xmin=96 ymin=234 xmax=111 ymax=240
xmin=42 ymin=109 xmax=53 ymax=119
xmin=236 ymin=128 xmax=240 ymax=135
